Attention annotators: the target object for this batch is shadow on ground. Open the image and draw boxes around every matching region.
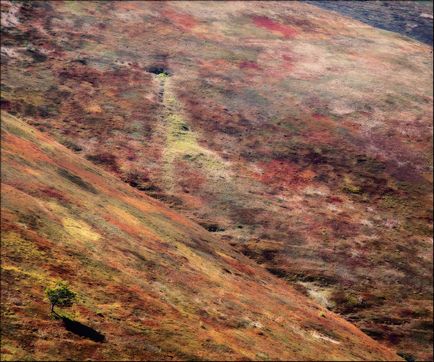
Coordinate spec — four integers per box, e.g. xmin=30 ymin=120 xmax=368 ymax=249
xmin=61 ymin=316 xmax=106 ymax=342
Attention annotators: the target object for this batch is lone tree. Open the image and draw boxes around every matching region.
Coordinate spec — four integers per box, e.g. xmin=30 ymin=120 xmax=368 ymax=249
xmin=45 ymin=281 xmax=76 ymax=314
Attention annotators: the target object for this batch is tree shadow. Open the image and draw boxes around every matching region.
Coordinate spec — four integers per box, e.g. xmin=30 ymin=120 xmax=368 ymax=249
xmin=61 ymin=316 xmax=106 ymax=342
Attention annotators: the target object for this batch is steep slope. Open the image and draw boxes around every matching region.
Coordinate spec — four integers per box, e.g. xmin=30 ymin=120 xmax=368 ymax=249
xmin=0 ymin=111 xmax=400 ymax=361
xmin=1 ymin=1 xmax=432 ymax=360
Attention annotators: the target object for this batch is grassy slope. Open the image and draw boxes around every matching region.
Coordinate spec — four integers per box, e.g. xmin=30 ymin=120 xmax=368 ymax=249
xmin=1 ymin=1 xmax=432 ymax=360
xmin=0 ymin=111 xmax=400 ymax=361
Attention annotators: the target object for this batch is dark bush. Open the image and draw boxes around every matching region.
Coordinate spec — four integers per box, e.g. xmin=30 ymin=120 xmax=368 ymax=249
xmin=86 ymin=152 xmax=119 ymax=172
xmin=57 ymin=168 xmax=97 ymax=194
xmin=60 ymin=139 xmax=82 ymax=152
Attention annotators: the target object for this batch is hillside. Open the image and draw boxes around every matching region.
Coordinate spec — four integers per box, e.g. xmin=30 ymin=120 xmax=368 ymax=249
xmin=306 ymin=1 xmax=433 ymax=45
xmin=1 ymin=1 xmax=433 ymax=360
xmin=1 ymin=111 xmax=400 ymax=360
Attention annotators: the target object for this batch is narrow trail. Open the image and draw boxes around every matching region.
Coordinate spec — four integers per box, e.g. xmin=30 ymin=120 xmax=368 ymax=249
xmin=157 ymin=73 xmax=166 ymax=103
xmin=151 ymin=72 xmax=232 ymax=194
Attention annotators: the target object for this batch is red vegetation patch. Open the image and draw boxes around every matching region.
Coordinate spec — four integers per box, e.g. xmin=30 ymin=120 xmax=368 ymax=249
xmin=220 ymin=255 xmax=256 ymax=277
xmin=103 ymin=211 xmax=151 ymax=239
xmin=258 ymin=160 xmax=314 ymax=189
xmin=3 ymin=133 xmax=53 ymax=164
xmin=239 ymin=61 xmax=261 ymax=70
xmin=312 ymin=114 xmax=328 ymax=121
xmin=328 ymin=219 xmax=360 ymax=239
xmin=163 ymin=9 xmax=198 ymax=30
xmin=281 ymin=53 xmax=294 ymax=72
xmin=258 ymin=160 xmax=297 ymax=182
xmin=117 ymin=2 xmax=142 ymax=11
xmin=327 ymin=195 xmax=344 ymax=204
xmin=306 ymin=115 xmax=341 ymax=144
xmin=39 ymin=187 xmax=69 ymax=202
xmin=302 ymin=129 xmax=335 ymax=145
xmin=175 ymin=161 xmax=206 ymax=193
xmin=252 ymin=16 xmax=297 ymax=38
xmin=199 ymin=59 xmax=235 ymax=74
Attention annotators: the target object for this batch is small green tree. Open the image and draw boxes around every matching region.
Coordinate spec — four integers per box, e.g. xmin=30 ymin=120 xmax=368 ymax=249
xmin=45 ymin=281 xmax=76 ymax=314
